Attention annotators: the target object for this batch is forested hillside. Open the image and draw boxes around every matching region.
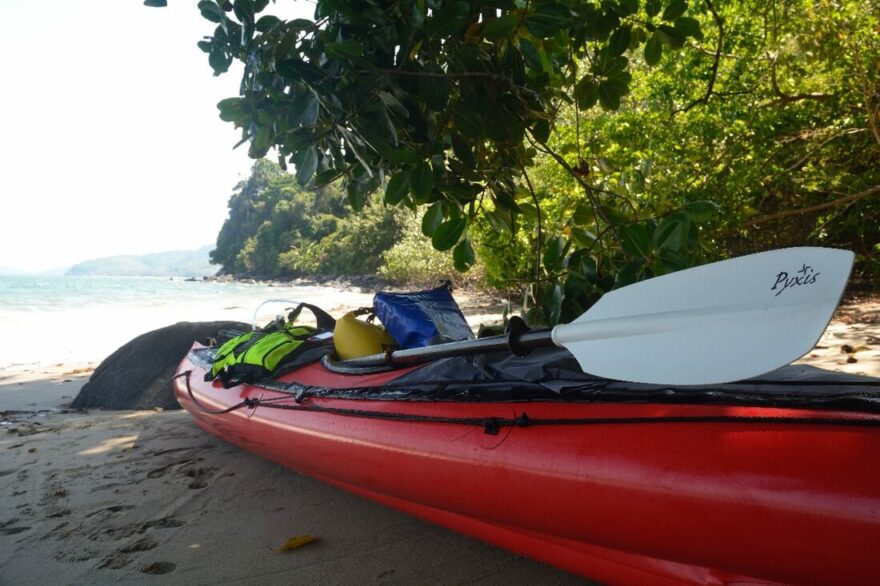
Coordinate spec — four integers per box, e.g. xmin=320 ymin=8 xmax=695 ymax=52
xmin=203 ymin=0 xmax=878 ymax=323
xmin=211 ymin=160 xmax=411 ymax=277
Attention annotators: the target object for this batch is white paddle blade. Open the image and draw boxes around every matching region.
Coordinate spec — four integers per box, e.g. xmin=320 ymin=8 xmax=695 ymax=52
xmin=552 ymin=247 xmax=854 ymax=385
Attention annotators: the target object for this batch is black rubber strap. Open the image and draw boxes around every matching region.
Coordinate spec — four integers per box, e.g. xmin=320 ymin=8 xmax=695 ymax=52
xmin=507 ymin=316 xmax=533 ymax=357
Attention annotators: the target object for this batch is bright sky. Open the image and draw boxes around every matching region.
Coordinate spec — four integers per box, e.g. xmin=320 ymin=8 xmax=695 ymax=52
xmin=0 ymin=1 xmax=313 ymax=273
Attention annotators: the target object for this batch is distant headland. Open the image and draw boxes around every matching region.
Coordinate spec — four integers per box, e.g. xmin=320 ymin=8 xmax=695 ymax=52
xmin=64 ymin=245 xmax=219 ymax=278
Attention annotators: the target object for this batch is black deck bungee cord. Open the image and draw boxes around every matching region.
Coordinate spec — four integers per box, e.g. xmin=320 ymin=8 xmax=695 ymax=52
xmin=177 ymin=371 xmax=880 ymax=435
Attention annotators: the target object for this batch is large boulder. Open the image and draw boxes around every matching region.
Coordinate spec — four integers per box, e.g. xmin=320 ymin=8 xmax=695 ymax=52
xmin=72 ymin=321 xmax=248 ymax=410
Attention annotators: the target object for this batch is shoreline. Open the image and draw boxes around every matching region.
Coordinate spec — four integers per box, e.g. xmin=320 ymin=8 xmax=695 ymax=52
xmin=0 ymin=292 xmax=876 ymax=386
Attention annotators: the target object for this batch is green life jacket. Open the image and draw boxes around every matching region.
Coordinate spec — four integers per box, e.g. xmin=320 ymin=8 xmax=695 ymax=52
xmin=206 ymin=302 xmax=335 ymax=388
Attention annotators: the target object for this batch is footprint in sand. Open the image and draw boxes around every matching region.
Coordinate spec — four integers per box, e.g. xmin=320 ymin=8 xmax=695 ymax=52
xmin=139 ymin=517 xmax=184 ymax=532
xmin=180 ymin=465 xmax=218 ymax=489
xmin=141 ymin=561 xmax=176 ymax=575
xmin=147 ymin=458 xmax=200 ymax=479
xmin=98 ymin=537 xmax=158 ymax=570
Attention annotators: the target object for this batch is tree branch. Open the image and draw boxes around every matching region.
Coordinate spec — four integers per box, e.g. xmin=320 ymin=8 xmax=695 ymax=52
xmin=852 ymin=40 xmax=880 ymax=147
xmin=764 ymin=51 xmax=834 ymax=107
xmin=674 ymin=0 xmax=724 ymax=115
xmin=741 ymin=186 xmax=880 ymax=228
xmin=520 ymin=167 xmax=543 ymax=280
xmin=782 ymin=128 xmax=866 ymax=174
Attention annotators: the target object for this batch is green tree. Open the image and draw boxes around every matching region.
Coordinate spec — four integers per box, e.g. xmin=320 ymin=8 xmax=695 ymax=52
xmin=211 ymin=158 xmax=287 ymax=271
xmin=213 ymin=160 xmax=350 ymax=275
xmin=531 ymin=0 xmax=879 ymax=276
xmin=183 ymin=0 xmax=705 ymax=323
xmin=213 ymin=159 xmax=406 ymax=276
xmin=151 ymin=0 xmax=877 ymax=322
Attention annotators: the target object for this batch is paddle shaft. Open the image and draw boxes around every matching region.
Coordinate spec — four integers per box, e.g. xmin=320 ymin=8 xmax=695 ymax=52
xmin=337 ymin=324 xmax=556 ymax=368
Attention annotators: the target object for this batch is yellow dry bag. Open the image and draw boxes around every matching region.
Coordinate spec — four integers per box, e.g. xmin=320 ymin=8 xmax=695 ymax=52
xmin=333 ymin=309 xmax=397 ymax=360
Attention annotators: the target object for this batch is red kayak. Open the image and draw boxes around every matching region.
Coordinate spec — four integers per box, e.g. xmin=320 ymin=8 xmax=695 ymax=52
xmin=174 ymin=344 xmax=880 ymax=585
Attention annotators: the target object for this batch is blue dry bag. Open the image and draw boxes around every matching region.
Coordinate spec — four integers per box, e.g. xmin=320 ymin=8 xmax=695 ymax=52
xmin=373 ymin=284 xmax=474 ymax=349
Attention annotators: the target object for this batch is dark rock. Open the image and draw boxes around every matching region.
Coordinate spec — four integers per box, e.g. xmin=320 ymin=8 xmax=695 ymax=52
xmin=71 ymin=321 xmax=248 ymax=411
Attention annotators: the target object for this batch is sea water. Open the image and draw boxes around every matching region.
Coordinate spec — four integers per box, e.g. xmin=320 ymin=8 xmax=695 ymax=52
xmin=0 ymin=275 xmax=374 ymax=369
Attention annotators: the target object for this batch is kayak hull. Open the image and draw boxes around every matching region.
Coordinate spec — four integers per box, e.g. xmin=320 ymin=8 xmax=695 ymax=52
xmin=174 ymin=347 xmax=880 ymax=585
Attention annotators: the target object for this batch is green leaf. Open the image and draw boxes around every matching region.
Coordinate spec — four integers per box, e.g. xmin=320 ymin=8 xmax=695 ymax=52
xmin=653 ymin=212 xmax=691 ymax=251
xmin=217 ymin=97 xmax=248 ymax=123
xmin=419 ymin=63 xmax=451 ymax=111
xmin=452 ymin=111 xmax=485 ymax=140
xmin=208 ymin=50 xmax=232 ymax=75
xmin=233 ymin=0 xmax=255 ymax=24
xmin=683 ymin=200 xmax=719 ymax=222
xmin=519 ymin=38 xmax=544 ymax=71
xmin=595 ymin=53 xmax=628 ymax=75
xmin=656 ymin=25 xmax=685 ymax=49
xmin=525 ymin=3 xmax=570 ymax=38
xmin=346 ymin=180 xmax=367 ymax=211
xmin=608 ymin=26 xmax=632 ymax=56
xmin=493 ymin=190 xmax=520 ymax=212
xmin=293 ymin=146 xmax=318 ymax=185
xmin=432 ymin=217 xmax=467 ymax=251
xmin=421 ymin=202 xmax=444 ymax=236
xmin=198 ymin=1 xmax=225 ymax=23
xmin=543 ymin=282 xmax=564 ymax=325
xmin=574 ymin=253 xmax=598 ymax=281
xmin=575 ymin=77 xmax=600 ymax=109
xmin=598 ymin=80 xmax=622 ymax=110
xmin=426 ymin=1 xmax=470 ymax=38
xmin=484 ymin=206 xmax=515 ymax=233
xmin=325 ymin=40 xmax=364 ymax=59
xmin=389 ymin=149 xmax=420 ymax=164
xmin=593 ymin=9 xmax=620 ymax=41
xmin=255 ymin=15 xmax=281 ymax=32
xmin=645 ymin=0 xmax=662 ymax=17
xmin=409 ymin=161 xmax=434 ymax=202
xmin=571 ymin=227 xmax=597 ymax=247
xmin=655 ymin=248 xmax=689 ymax=273
xmin=483 ymin=15 xmax=520 ymax=40
xmin=298 ymin=95 xmax=320 ymax=126
xmin=532 ymin=119 xmax=551 ymax=143
xmin=453 ymin=236 xmax=476 ymax=271
xmin=276 ymin=59 xmax=323 ymax=83
xmin=674 ymin=16 xmax=703 ymax=40
xmin=377 ymin=90 xmax=409 ymax=119
xmin=600 ymin=205 xmax=629 ymax=226
xmin=620 ymin=223 xmax=653 ymax=257
xmin=662 ymin=0 xmax=688 ymax=22
xmin=542 ymin=236 xmax=566 ymax=272
xmin=501 ymin=44 xmax=526 ymax=84
xmin=644 ymin=33 xmax=662 ymax=66
xmin=384 ymin=173 xmax=409 ymax=205
xmin=518 ymin=202 xmax=539 ymax=220
xmin=598 ymin=70 xmax=631 ymax=109
xmin=572 ymin=203 xmax=595 ymax=225
xmin=615 ymin=259 xmax=645 ymax=287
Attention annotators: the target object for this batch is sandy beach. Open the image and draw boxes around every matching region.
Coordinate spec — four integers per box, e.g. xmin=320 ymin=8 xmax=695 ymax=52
xmin=1 ymin=292 xmax=877 ymax=585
